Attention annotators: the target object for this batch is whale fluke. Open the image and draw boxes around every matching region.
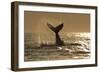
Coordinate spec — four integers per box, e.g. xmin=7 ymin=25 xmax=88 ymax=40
xmin=47 ymin=23 xmax=64 ymax=46
xmin=47 ymin=23 xmax=63 ymax=33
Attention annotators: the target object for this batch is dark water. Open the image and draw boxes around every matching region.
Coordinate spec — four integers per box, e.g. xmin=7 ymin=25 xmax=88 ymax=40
xmin=24 ymin=32 xmax=90 ymax=61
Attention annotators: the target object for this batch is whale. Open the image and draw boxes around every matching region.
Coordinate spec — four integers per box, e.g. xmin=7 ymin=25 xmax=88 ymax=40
xmin=47 ymin=23 xmax=64 ymax=46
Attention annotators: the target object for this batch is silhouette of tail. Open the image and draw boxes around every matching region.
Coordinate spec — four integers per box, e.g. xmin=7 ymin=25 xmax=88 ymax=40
xmin=47 ymin=23 xmax=63 ymax=33
xmin=47 ymin=23 xmax=64 ymax=46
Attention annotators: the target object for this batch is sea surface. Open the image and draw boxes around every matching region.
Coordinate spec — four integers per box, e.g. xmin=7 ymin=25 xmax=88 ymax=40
xmin=24 ymin=32 xmax=90 ymax=61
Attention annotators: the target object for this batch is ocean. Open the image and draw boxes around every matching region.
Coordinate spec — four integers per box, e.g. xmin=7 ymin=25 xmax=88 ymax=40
xmin=24 ymin=32 xmax=90 ymax=61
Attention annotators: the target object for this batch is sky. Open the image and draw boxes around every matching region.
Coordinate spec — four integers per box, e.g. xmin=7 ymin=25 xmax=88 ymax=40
xmin=24 ymin=11 xmax=90 ymax=35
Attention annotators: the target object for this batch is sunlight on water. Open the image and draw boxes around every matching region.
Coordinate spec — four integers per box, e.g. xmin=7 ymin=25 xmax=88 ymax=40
xmin=72 ymin=32 xmax=90 ymax=37
xmin=24 ymin=32 xmax=90 ymax=61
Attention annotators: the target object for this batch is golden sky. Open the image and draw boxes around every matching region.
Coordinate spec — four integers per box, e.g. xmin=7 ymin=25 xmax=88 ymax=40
xmin=24 ymin=11 xmax=90 ymax=34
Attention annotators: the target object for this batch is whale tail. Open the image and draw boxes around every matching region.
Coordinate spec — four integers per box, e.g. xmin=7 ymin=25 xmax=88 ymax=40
xmin=47 ymin=23 xmax=63 ymax=33
xmin=47 ymin=23 xmax=64 ymax=46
